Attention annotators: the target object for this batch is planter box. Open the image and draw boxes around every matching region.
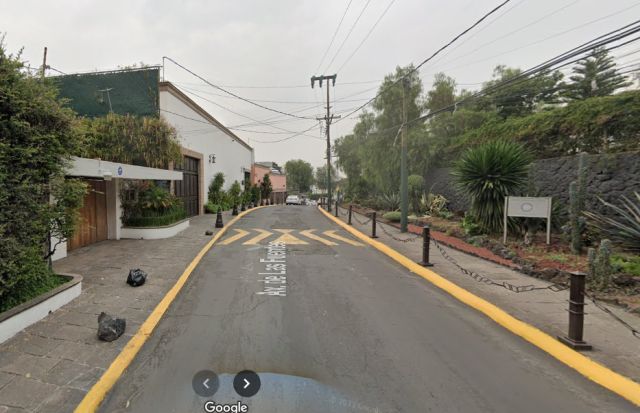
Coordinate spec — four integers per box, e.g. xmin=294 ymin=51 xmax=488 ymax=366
xmin=121 ymin=218 xmax=189 ymax=240
xmin=0 ymin=273 xmax=82 ymax=344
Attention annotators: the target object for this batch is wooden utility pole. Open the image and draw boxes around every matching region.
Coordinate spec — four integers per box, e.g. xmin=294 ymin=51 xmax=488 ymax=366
xmin=400 ymin=78 xmax=409 ymax=233
xmin=41 ymin=47 xmax=48 ymax=79
xmin=311 ymin=74 xmax=339 ymax=211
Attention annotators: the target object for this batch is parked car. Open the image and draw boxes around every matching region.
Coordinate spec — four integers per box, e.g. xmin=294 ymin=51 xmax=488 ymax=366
xmin=286 ymin=195 xmax=302 ymax=205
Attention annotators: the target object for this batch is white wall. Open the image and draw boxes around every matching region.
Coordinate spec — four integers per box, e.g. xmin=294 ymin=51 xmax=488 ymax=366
xmin=159 ymin=90 xmax=254 ymax=199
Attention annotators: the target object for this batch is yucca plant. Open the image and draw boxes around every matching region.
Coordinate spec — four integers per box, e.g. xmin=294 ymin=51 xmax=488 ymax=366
xmin=584 ymin=192 xmax=640 ymax=252
xmin=452 ymin=140 xmax=532 ymax=233
xmin=380 ymin=192 xmax=400 ymax=211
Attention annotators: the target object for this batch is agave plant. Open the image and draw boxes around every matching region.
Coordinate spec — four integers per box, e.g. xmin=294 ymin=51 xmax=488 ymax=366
xmin=452 ymin=140 xmax=532 ymax=233
xmin=584 ymin=192 xmax=640 ymax=252
xmin=380 ymin=192 xmax=400 ymax=211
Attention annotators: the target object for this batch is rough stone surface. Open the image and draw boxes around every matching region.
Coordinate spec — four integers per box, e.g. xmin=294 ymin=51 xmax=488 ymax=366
xmin=425 ymin=151 xmax=640 ymax=214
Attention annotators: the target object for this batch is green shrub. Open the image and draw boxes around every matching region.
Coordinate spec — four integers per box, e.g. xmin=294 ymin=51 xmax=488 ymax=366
xmin=461 ymin=213 xmax=482 ymax=236
xmin=208 ymin=173 xmax=225 ymax=204
xmin=584 ymin=192 xmax=640 ymax=253
xmin=123 ymin=205 xmax=186 ymax=227
xmin=1 ymin=44 xmax=85 ymax=311
xmin=121 ymin=182 xmax=185 ymax=227
xmin=383 ymin=211 xmax=402 ymax=222
xmin=205 ymin=202 xmax=221 ymax=214
xmin=408 ymin=175 xmax=424 ymax=213
xmin=611 ymin=254 xmax=640 ymax=277
xmin=452 ymin=140 xmax=532 ymax=233
xmin=380 ymin=192 xmax=400 ymax=211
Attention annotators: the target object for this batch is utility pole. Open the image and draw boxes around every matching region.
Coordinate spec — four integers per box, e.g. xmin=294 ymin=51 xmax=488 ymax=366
xmin=311 ymin=74 xmax=339 ymax=211
xmin=41 ymin=47 xmax=48 ymax=79
xmin=98 ymin=88 xmax=114 ymax=112
xmin=400 ymin=78 xmax=409 ymax=233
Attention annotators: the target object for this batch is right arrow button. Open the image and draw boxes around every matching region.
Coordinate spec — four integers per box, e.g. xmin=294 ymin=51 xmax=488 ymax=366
xmin=233 ymin=370 xmax=261 ymax=397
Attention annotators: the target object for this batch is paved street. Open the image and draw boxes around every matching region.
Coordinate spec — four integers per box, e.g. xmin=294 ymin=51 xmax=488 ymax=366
xmin=97 ymin=206 xmax=636 ymax=413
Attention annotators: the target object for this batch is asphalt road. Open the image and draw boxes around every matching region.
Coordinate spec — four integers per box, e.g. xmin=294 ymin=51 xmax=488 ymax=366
xmin=98 ymin=206 xmax=637 ymax=413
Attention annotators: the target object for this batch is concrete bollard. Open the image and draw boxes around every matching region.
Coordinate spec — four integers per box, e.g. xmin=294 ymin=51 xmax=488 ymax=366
xmin=558 ymin=271 xmax=592 ymax=350
xmin=418 ymin=225 xmax=434 ymax=267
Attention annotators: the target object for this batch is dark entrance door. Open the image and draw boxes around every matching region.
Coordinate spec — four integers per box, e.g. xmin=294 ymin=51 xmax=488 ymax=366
xmin=175 ymin=155 xmax=200 ymax=217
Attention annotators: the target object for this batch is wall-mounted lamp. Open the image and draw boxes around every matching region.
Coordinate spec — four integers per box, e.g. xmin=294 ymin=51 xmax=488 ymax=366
xmin=209 ymin=154 xmax=216 ymax=164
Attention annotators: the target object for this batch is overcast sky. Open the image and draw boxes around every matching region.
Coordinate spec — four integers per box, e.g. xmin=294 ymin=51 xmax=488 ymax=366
xmin=2 ymin=0 xmax=639 ymax=168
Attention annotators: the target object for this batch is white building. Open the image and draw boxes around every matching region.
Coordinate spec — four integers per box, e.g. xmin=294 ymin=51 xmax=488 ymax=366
xmin=159 ymin=82 xmax=254 ymax=216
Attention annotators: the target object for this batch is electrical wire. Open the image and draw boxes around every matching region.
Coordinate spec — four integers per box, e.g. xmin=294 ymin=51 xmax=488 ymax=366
xmin=335 ymin=0 xmax=397 ymax=73
xmin=315 ymin=0 xmax=354 ymax=73
xmin=334 ymin=0 xmax=513 ymax=123
xmin=323 ymin=0 xmax=373 ymax=74
xmin=163 ymin=56 xmax=315 ymax=120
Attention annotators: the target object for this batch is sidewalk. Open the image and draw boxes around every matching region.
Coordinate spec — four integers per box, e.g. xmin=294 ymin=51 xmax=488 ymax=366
xmin=333 ymin=207 xmax=640 ymax=383
xmin=0 ymin=212 xmax=231 ymax=413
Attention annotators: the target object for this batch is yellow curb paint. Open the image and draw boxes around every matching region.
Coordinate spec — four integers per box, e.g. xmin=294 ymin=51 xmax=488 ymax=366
xmin=323 ymin=230 xmax=364 ymax=246
xmin=74 ymin=206 xmax=268 ymax=413
xmin=219 ymin=228 xmax=250 ymax=245
xmin=272 ymin=229 xmax=309 ymax=245
xmin=243 ymin=228 xmax=273 ymax=245
xmin=318 ymin=206 xmax=640 ymax=407
xmin=299 ymin=229 xmax=338 ymax=246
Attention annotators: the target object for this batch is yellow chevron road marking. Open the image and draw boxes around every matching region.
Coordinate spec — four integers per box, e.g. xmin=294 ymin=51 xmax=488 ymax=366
xmin=323 ymin=230 xmax=364 ymax=246
xmin=273 ymin=229 xmax=309 ymax=245
xmin=299 ymin=229 xmax=338 ymax=246
xmin=243 ymin=228 xmax=273 ymax=245
xmin=220 ymin=229 xmax=250 ymax=245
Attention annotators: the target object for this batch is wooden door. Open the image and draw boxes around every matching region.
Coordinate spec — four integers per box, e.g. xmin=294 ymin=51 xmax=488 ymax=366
xmin=68 ymin=180 xmax=108 ymax=251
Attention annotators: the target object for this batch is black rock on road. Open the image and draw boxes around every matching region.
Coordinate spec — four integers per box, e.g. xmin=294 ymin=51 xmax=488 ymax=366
xmin=98 ymin=206 xmax=637 ymax=413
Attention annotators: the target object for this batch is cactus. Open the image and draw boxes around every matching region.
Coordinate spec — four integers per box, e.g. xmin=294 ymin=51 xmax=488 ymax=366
xmin=569 ymin=154 xmax=589 ymax=254
xmin=587 ymin=239 xmax=613 ymax=290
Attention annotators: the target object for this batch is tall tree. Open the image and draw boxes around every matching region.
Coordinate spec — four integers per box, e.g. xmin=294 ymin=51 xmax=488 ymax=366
xmin=426 ymin=72 xmax=456 ymax=114
xmin=315 ymin=165 xmax=337 ymax=192
xmin=563 ymin=46 xmax=630 ymax=100
xmin=284 ymin=159 xmax=314 ymax=193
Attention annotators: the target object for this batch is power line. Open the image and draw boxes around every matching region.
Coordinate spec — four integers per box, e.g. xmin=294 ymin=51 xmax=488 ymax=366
xmin=315 ymin=0 xmax=354 ymax=73
xmin=334 ymin=0 xmax=513 ymax=123
xmin=323 ymin=0 xmax=373 ymax=74
xmin=163 ymin=56 xmax=315 ymax=120
xmin=335 ymin=0 xmax=397 ymax=73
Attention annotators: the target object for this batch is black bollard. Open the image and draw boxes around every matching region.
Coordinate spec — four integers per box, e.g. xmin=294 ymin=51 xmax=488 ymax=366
xmin=215 ymin=210 xmax=224 ymax=228
xmin=371 ymin=211 xmax=378 ymax=238
xmin=335 ymin=201 xmax=339 ymax=217
xmin=558 ymin=271 xmax=592 ymax=350
xmin=418 ymin=226 xmax=434 ymax=267
xmin=232 ymin=204 xmax=239 ymax=216
xmin=348 ymin=205 xmax=353 ymax=225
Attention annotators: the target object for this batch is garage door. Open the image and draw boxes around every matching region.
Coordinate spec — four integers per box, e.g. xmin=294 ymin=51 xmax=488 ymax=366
xmin=175 ymin=155 xmax=200 ymax=217
xmin=68 ymin=180 xmax=108 ymax=251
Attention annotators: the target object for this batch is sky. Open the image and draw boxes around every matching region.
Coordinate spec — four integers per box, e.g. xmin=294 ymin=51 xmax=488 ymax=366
xmin=2 ymin=0 xmax=640 ymax=168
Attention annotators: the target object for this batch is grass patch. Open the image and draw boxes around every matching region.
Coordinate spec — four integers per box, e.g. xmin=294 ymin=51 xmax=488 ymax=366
xmin=545 ymin=253 xmax=569 ymax=264
xmin=0 ymin=273 xmax=68 ymax=313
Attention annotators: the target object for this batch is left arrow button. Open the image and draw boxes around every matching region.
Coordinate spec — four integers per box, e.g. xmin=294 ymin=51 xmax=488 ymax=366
xmin=193 ymin=370 xmax=219 ymax=397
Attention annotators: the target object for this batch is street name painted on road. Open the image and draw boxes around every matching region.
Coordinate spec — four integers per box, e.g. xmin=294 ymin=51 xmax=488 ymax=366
xmin=256 ymin=241 xmax=287 ymax=297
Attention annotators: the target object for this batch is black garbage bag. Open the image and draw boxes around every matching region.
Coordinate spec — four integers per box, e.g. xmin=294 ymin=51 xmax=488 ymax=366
xmin=97 ymin=312 xmax=126 ymax=342
xmin=127 ymin=268 xmax=147 ymax=287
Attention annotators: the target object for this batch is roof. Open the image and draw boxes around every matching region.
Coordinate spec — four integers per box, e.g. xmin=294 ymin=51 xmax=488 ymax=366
xmin=54 ymin=67 xmax=160 ymax=117
xmin=159 ymin=82 xmax=253 ymax=152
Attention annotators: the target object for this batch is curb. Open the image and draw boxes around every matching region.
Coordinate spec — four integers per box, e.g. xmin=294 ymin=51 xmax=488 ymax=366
xmin=74 ymin=206 xmax=268 ymax=413
xmin=318 ymin=206 xmax=640 ymax=407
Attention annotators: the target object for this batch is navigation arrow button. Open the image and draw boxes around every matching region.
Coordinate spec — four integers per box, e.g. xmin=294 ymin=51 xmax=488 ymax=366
xmin=192 ymin=370 xmax=219 ymax=397
xmin=233 ymin=370 xmax=261 ymax=397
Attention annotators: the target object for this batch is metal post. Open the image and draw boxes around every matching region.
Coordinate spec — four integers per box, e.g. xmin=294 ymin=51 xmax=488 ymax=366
xmin=418 ymin=226 xmax=434 ymax=267
xmin=371 ymin=212 xmax=378 ymax=238
xmin=215 ymin=210 xmax=224 ymax=228
xmin=348 ymin=205 xmax=353 ymax=225
xmin=334 ymin=200 xmax=339 ymax=217
xmin=400 ymin=78 xmax=409 ymax=233
xmin=558 ymin=271 xmax=592 ymax=350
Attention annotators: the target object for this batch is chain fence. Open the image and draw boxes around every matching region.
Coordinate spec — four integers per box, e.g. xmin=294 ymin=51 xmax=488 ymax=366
xmin=583 ymin=291 xmax=640 ymax=339
xmin=337 ymin=204 xmax=640 ymax=340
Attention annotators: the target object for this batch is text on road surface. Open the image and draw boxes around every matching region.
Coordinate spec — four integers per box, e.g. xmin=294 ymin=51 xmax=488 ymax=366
xmin=256 ymin=240 xmax=287 ymax=297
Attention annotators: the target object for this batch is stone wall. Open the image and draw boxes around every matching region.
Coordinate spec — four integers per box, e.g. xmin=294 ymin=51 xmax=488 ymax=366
xmin=424 ymin=151 xmax=640 ymax=215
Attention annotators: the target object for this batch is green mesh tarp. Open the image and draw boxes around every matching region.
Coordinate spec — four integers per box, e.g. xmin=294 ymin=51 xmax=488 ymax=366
xmin=54 ymin=67 xmax=160 ymax=117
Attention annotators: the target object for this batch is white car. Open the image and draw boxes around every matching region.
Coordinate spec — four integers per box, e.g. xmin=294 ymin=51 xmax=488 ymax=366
xmin=286 ymin=195 xmax=302 ymax=205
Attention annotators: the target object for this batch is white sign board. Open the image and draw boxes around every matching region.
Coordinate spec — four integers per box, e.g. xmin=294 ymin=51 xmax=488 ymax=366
xmin=504 ymin=196 xmax=552 ymax=244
